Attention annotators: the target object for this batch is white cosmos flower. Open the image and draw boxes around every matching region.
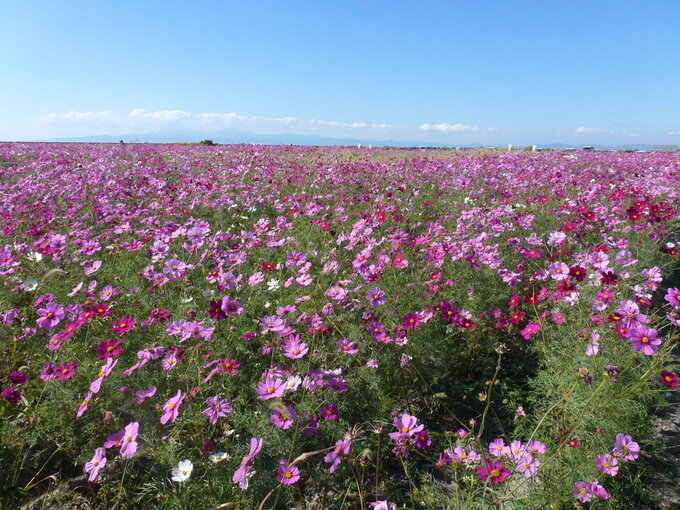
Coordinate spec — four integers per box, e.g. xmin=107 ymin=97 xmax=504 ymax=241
xmin=209 ymin=452 xmax=229 ymax=463
xmin=266 ymin=278 xmax=280 ymax=291
xmin=171 ymin=459 xmax=193 ymax=482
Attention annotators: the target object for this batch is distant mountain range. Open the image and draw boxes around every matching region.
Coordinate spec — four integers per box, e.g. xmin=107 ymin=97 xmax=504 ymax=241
xmin=25 ymin=129 xmax=676 ymax=151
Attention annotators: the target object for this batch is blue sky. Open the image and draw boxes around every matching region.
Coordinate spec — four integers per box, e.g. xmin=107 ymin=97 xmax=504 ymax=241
xmin=1 ymin=0 xmax=679 ymax=145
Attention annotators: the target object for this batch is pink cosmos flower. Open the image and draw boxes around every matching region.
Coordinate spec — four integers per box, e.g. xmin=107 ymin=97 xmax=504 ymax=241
xmin=120 ymin=421 xmax=139 ymax=458
xmin=574 ymin=480 xmax=611 ymax=502
xmin=84 ymin=447 xmax=107 ymax=482
xmin=202 ymin=396 xmax=232 ymax=424
xmin=595 ymin=453 xmax=619 ymax=476
xmin=324 ymin=433 xmax=352 ymax=473
xmin=161 ymin=390 xmax=185 ymax=424
xmin=221 ymin=295 xmax=244 ymax=315
xmin=260 ymin=315 xmax=285 ymax=333
xmin=301 ymin=412 xmax=319 ymax=436
xmin=402 ymin=313 xmax=422 ymax=330
xmin=99 ymin=285 xmax=119 ymax=301
xmin=367 ymin=287 xmax=386 ymax=306
xmin=320 ymin=403 xmax=338 ymax=421
xmin=520 ymin=322 xmax=541 ymax=340
xmin=276 ymin=459 xmax=300 ymax=485
xmin=89 ymin=358 xmax=118 ymax=393
xmin=271 ymin=405 xmax=296 ymax=429
xmin=256 ymin=374 xmax=286 ymax=400
xmin=133 ymin=386 xmax=157 ymax=404
xmin=613 ymin=433 xmax=639 ymax=461
xmin=573 ymin=481 xmax=593 ymax=503
xmin=336 ymin=338 xmax=358 ymax=354
xmin=36 ymin=302 xmax=64 ymax=330
xmin=40 ymin=362 xmax=57 ymax=380
xmin=548 ymin=261 xmax=569 ymax=280
xmin=388 ymin=414 xmax=424 ymax=440
xmin=489 ymin=438 xmax=510 ymax=458
xmin=369 ymin=501 xmax=396 ymax=510
xmin=282 ymin=335 xmax=309 ymax=359
xmin=516 ymin=453 xmax=540 ymax=477
xmin=325 ymin=286 xmax=348 ymax=302
xmin=629 ymin=326 xmax=661 ymax=355
xmin=526 ymin=440 xmax=546 ymax=455
xmin=232 ymin=437 xmax=263 ymax=490
xmin=664 ymin=288 xmax=680 ymax=310
xmin=83 ymin=260 xmax=101 ymax=275
xmin=161 ymin=353 xmax=178 ymax=370
xmin=586 ymin=481 xmax=611 ymax=500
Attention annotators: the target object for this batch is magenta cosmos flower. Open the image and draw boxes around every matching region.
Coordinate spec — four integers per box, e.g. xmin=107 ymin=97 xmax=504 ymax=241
xmin=8 ymin=371 xmax=28 ymax=385
xmin=161 ymin=390 xmax=185 ymax=424
xmin=96 ymin=338 xmax=125 ymax=360
xmin=2 ymin=386 xmax=21 ymax=403
xmin=475 ymin=458 xmax=512 ymax=484
xmin=660 ymin=370 xmax=679 ymax=388
xmin=56 ymin=361 xmax=77 ymax=380
xmin=111 ymin=317 xmax=135 ymax=336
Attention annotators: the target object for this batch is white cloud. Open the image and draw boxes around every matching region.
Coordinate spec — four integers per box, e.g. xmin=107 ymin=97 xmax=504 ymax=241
xmin=37 ymin=109 xmax=490 ymax=141
xmin=419 ymin=123 xmax=478 ymax=133
xmin=574 ymin=126 xmax=612 ymax=134
xmin=486 ymin=127 xmax=499 ymax=132
xmin=669 ymin=130 xmax=680 ymax=135
xmin=129 ymin=109 xmax=191 ymax=121
xmin=41 ymin=111 xmax=114 ymax=122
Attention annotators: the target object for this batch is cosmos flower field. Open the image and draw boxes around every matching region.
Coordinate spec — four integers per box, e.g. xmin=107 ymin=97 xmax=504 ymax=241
xmin=0 ymin=143 xmax=678 ymax=509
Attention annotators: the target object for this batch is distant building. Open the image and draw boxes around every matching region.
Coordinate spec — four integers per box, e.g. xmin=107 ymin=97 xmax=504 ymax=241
xmin=582 ymin=146 xmax=594 ymax=151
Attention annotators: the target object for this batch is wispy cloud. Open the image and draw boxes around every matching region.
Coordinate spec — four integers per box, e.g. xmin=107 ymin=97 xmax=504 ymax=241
xmin=38 ymin=109 xmax=399 ymax=137
xmin=419 ymin=123 xmax=478 ymax=133
xmin=574 ymin=126 xmax=613 ymax=134
xmin=38 ymin=109 xmax=502 ymax=142
xmin=669 ymin=130 xmax=680 ymax=135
